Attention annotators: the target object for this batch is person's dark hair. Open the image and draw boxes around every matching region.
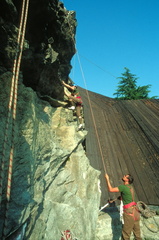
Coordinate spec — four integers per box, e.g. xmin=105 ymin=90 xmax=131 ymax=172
xmin=127 ymin=174 xmax=134 ymax=184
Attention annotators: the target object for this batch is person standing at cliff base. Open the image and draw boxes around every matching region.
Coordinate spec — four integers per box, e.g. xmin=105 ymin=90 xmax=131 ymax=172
xmin=62 ymin=81 xmax=84 ymax=131
xmin=105 ymin=173 xmax=142 ymax=240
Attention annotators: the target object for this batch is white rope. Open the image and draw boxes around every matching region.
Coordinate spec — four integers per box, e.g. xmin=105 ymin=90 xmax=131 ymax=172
xmin=76 ymin=51 xmax=107 ymax=173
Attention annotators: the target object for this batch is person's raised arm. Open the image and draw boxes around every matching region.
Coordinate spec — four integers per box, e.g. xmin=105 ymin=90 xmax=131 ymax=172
xmin=105 ymin=174 xmax=119 ymax=193
xmin=62 ymin=81 xmax=74 ymax=91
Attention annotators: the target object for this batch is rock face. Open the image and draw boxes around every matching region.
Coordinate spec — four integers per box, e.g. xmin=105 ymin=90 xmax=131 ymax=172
xmin=0 ymin=0 xmax=76 ymax=98
xmin=0 ymin=72 xmax=101 ymax=240
xmin=96 ymin=206 xmax=159 ymax=240
xmin=0 ymin=1 xmax=100 ymax=239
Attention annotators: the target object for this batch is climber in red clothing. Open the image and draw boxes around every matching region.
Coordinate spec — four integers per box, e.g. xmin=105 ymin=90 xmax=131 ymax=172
xmin=62 ymin=81 xmax=84 ymax=131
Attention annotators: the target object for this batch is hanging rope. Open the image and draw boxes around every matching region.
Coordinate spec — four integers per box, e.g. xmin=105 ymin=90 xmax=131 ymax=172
xmin=64 ymin=5 xmax=107 ymax=174
xmin=78 ymin=53 xmax=117 ymax=79
xmin=0 ymin=0 xmax=26 ymax=206
xmin=76 ymin=52 xmax=107 ymax=174
xmin=0 ymin=0 xmax=30 ymax=238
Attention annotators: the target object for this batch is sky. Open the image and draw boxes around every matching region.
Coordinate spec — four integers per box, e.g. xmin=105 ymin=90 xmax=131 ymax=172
xmin=62 ymin=0 xmax=159 ymax=98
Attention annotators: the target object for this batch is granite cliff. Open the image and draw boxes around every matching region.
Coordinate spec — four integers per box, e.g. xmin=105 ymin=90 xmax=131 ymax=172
xmin=0 ymin=1 xmax=100 ymax=239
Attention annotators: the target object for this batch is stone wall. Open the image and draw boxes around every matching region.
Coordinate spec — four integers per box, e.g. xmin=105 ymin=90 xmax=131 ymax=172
xmin=0 ymin=1 xmax=101 ymax=238
xmin=0 ymin=73 xmax=101 ymax=239
xmin=96 ymin=206 xmax=159 ymax=240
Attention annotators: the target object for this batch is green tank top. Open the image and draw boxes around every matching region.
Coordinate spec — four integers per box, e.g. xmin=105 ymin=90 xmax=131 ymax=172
xmin=118 ymin=185 xmax=134 ymax=205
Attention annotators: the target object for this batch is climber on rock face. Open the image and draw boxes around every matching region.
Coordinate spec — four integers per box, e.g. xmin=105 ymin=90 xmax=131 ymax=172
xmin=62 ymin=80 xmax=78 ymax=110
xmin=62 ymin=81 xmax=84 ymax=131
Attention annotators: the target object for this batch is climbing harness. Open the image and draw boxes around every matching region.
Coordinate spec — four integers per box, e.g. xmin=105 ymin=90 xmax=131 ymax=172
xmin=123 ymin=204 xmax=140 ymax=221
xmin=0 ymin=0 xmax=30 ymax=239
xmin=123 ymin=186 xmax=140 ymax=221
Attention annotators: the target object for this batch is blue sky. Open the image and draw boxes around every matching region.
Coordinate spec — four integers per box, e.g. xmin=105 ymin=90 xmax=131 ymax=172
xmin=63 ymin=0 xmax=159 ymax=98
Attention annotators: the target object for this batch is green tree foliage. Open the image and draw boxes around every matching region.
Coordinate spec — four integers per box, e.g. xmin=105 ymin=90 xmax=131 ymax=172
xmin=113 ymin=67 xmax=154 ymax=100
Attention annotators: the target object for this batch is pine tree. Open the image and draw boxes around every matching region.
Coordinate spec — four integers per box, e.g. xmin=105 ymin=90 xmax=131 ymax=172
xmin=113 ymin=67 xmax=151 ymax=100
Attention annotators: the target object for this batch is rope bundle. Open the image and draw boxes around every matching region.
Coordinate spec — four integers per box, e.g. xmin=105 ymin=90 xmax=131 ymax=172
xmin=137 ymin=201 xmax=156 ymax=218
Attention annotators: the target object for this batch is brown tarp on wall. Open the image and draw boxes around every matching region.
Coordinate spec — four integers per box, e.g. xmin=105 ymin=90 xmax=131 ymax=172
xmin=79 ymin=87 xmax=159 ymax=206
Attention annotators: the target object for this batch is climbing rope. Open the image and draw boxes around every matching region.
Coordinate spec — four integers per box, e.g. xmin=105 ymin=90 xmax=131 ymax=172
xmin=0 ymin=0 xmax=28 ymax=206
xmin=76 ymin=52 xmax=107 ymax=174
xmin=137 ymin=201 xmax=156 ymax=219
xmin=0 ymin=0 xmax=30 ymax=238
xmin=78 ymin=53 xmax=117 ymax=79
xmin=64 ymin=5 xmax=107 ymax=174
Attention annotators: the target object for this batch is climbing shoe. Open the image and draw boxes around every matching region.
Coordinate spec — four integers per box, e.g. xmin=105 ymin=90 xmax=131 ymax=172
xmin=68 ymin=106 xmax=75 ymax=110
xmin=77 ymin=124 xmax=84 ymax=131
